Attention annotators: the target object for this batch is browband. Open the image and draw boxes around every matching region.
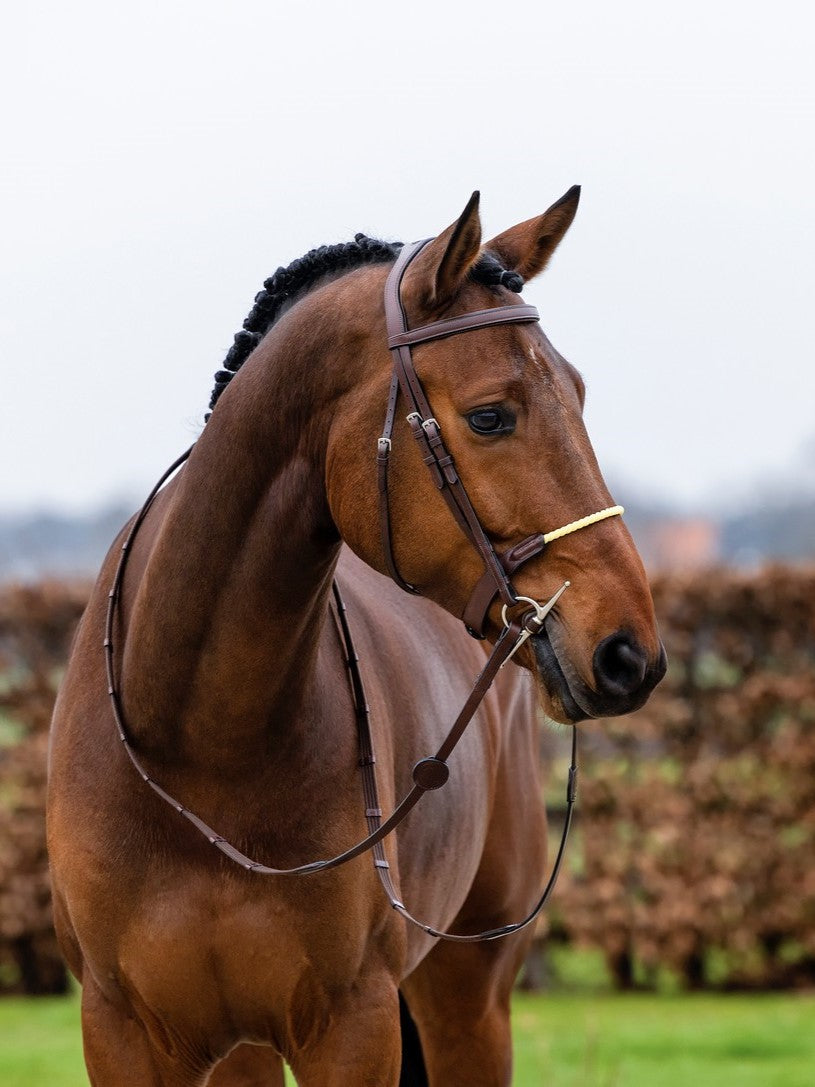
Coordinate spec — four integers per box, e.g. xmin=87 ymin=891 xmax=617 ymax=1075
xmin=387 ymin=304 xmax=540 ymax=349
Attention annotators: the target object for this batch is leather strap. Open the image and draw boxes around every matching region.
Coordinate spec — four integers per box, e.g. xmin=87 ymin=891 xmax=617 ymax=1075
xmin=334 ymin=580 xmax=577 ymax=942
xmin=387 ymin=304 xmax=540 ymax=348
xmin=462 ymin=533 xmax=548 ymax=638
xmin=379 ymin=241 xmax=544 ymax=621
xmin=377 ymin=370 xmax=418 ymax=594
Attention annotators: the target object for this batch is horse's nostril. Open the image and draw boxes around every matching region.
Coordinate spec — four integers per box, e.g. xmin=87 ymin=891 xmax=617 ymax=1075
xmin=593 ymin=633 xmax=648 ymax=698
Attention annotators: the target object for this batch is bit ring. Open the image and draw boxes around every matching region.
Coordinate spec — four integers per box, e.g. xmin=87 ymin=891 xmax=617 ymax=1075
xmin=501 ymin=595 xmax=547 ymax=631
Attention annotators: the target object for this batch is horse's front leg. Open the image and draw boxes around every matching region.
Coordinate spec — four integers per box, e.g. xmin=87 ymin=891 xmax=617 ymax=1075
xmin=81 ymin=978 xmax=205 ymax=1087
xmin=285 ymin=973 xmax=402 ymax=1087
xmin=401 ymin=931 xmax=531 ymax=1087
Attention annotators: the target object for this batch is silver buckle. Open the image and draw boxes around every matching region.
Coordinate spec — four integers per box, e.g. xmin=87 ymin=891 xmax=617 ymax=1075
xmin=377 ymin=437 xmax=391 ymax=453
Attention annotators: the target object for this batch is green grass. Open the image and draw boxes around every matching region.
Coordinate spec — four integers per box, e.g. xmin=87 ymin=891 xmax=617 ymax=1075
xmin=0 ymin=994 xmax=84 ymax=1086
xmin=1 ymin=990 xmax=814 ymax=1085
xmin=512 ymin=992 xmax=815 ymax=1086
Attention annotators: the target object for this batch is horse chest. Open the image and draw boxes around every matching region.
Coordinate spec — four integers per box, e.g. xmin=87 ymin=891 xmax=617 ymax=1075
xmin=110 ymin=868 xmax=399 ymax=1040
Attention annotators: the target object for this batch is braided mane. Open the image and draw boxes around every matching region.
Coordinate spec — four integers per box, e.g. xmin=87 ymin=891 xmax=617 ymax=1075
xmin=207 ymin=235 xmax=522 ymax=416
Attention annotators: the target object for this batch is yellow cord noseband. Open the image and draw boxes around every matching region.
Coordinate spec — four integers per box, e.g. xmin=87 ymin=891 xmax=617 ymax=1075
xmin=543 ymin=505 xmax=625 ymax=545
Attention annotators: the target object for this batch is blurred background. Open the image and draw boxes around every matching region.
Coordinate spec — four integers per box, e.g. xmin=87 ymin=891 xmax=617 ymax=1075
xmin=1 ymin=1 xmax=813 ymax=1083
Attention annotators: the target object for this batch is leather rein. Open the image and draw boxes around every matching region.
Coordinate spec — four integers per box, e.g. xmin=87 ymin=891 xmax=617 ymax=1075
xmin=104 ymin=240 xmax=623 ymax=942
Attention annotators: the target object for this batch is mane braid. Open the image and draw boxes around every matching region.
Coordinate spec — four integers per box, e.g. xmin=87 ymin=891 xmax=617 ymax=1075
xmin=206 ymin=237 xmax=524 ymax=416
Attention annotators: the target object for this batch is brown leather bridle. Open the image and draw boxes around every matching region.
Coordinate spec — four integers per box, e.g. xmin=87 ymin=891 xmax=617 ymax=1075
xmin=103 ymin=241 xmax=597 ymax=942
xmin=379 ymin=238 xmax=549 ymax=639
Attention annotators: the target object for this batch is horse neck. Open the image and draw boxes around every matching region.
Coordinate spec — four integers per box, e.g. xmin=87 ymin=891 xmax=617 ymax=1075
xmin=121 ymin=307 xmax=349 ymax=774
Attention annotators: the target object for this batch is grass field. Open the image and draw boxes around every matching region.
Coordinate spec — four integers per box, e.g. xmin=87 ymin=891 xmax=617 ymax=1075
xmin=1 ymin=989 xmax=814 ymax=1086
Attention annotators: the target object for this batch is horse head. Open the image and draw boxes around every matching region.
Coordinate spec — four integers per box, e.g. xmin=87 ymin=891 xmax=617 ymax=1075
xmin=327 ymin=189 xmax=666 ymax=723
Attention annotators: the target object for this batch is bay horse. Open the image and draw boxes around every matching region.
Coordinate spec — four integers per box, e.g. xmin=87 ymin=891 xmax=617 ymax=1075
xmin=48 ymin=188 xmax=666 ymax=1086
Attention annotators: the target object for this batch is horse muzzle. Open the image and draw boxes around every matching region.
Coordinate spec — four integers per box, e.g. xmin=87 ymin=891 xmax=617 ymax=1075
xmin=531 ymin=624 xmax=667 ymax=723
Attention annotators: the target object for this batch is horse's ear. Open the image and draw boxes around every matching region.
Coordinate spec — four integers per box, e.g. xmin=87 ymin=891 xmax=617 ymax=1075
xmin=403 ymin=191 xmax=482 ymax=311
xmin=485 ymin=185 xmax=580 ymax=283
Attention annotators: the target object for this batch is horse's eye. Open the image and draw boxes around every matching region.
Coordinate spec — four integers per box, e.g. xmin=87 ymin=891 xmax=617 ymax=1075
xmin=466 ymin=407 xmax=515 ymax=436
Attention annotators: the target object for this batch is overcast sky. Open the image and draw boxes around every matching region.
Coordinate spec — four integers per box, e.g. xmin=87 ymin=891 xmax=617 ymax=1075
xmin=3 ymin=1 xmax=813 ymax=515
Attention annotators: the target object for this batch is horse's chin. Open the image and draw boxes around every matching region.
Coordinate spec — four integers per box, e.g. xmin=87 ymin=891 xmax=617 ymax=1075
xmin=529 ymin=628 xmax=592 ymax=724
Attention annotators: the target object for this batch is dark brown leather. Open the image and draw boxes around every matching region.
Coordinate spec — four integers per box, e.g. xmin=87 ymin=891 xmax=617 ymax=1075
xmin=379 ymin=240 xmax=547 ymax=619
xmin=387 ymin=303 xmax=539 ymax=348
xmin=462 ymin=533 xmax=548 ymax=638
xmin=332 ymin=581 xmax=576 ymax=942
xmin=377 ymin=371 xmax=418 ymax=594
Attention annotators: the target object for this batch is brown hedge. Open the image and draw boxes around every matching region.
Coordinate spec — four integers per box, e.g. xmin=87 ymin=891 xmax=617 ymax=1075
xmin=0 ymin=581 xmax=88 ymax=994
xmin=547 ymin=565 xmax=815 ymax=990
xmin=1 ymin=569 xmax=814 ymax=993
